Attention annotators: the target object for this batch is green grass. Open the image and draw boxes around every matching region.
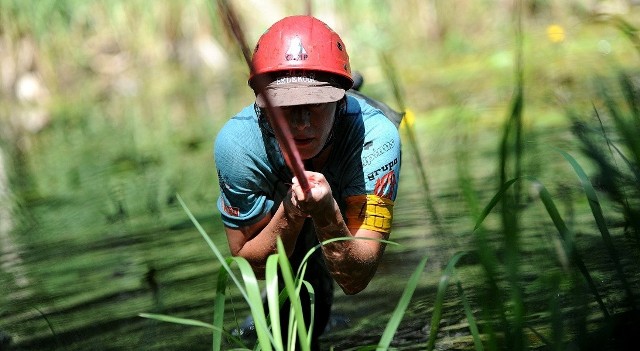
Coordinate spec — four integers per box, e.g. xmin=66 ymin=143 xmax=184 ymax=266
xmin=140 ymin=195 xmax=417 ymax=350
xmin=142 ymin=19 xmax=640 ymax=351
xmin=2 ymin=1 xmax=640 ymax=350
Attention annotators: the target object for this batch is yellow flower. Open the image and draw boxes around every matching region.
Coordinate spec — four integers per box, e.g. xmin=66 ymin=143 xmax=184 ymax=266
xmin=546 ymin=24 xmax=565 ymax=43
xmin=402 ymin=109 xmax=415 ymax=129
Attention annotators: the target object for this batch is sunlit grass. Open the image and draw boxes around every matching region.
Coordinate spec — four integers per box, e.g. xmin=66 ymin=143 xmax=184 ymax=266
xmin=142 ymin=32 xmax=639 ymax=351
xmin=2 ymin=1 xmax=640 ymax=350
xmin=140 ymin=195 xmax=418 ymax=350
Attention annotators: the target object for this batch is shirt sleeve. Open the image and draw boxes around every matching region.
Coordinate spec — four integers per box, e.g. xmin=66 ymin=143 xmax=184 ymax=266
xmin=214 ymin=120 xmax=274 ymax=229
xmin=342 ymin=101 xmax=402 ymax=233
xmin=361 ymin=118 xmax=401 ymax=201
xmin=343 ymin=106 xmax=402 ymax=202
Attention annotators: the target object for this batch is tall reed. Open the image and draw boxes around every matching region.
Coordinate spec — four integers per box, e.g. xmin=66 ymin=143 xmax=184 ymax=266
xmin=421 ymin=5 xmax=640 ymax=351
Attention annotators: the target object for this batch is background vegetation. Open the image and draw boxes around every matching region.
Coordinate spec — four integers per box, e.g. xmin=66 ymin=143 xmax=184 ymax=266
xmin=1 ymin=0 xmax=639 ymax=350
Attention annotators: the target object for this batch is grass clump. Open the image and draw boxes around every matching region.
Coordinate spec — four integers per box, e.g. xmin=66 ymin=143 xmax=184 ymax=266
xmin=141 ymin=195 xmax=424 ymax=351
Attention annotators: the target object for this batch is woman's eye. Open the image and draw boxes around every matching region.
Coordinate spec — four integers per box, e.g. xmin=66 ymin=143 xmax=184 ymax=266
xmin=307 ymin=103 xmax=324 ymax=112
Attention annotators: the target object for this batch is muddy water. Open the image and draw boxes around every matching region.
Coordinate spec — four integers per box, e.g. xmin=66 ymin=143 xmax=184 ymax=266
xmin=1 ymin=124 xmax=638 ymax=350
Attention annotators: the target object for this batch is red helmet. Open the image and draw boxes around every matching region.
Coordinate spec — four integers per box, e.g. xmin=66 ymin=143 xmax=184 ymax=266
xmin=249 ymin=15 xmax=353 ymax=90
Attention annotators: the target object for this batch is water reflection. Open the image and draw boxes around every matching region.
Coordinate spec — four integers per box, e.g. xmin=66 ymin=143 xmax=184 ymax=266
xmin=0 ymin=149 xmax=32 ymax=300
xmin=1 ymin=136 xmax=440 ymax=350
xmin=1 ymin=124 xmax=638 ymax=350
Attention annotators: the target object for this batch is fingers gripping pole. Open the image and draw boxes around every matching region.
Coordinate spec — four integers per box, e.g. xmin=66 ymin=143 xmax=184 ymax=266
xmin=217 ymin=0 xmax=310 ymax=193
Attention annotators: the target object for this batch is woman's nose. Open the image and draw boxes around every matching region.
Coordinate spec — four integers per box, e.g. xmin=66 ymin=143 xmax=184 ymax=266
xmin=290 ymin=109 xmax=311 ymax=130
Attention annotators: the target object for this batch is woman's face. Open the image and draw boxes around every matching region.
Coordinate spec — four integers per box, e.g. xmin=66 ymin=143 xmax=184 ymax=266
xmin=279 ymin=102 xmax=337 ymax=160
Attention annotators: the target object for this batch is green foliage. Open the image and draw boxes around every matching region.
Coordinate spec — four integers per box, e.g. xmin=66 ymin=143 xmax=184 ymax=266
xmin=143 ymin=4 xmax=640 ymax=351
xmin=377 ymin=255 xmax=429 ymax=350
xmin=141 ymin=66 xmax=640 ymax=351
xmin=140 ymin=195 xmax=417 ymax=351
xmin=3 ymin=1 xmax=640 ymax=350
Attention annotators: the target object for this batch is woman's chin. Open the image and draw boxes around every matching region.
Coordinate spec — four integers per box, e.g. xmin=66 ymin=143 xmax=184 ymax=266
xmin=297 ymin=146 xmax=320 ymax=160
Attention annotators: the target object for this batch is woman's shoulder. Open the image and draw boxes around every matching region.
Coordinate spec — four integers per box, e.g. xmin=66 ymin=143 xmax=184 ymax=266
xmin=346 ymin=91 xmax=403 ymax=128
xmin=214 ymin=104 xmax=263 ymax=154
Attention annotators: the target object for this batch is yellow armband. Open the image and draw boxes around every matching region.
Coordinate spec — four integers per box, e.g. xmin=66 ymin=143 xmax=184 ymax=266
xmin=345 ymin=194 xmax=394 ymax=233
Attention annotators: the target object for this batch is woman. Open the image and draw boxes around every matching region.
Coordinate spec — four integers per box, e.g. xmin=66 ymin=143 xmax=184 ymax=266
xmin=214 ymin=15 xmax=402 ymax=349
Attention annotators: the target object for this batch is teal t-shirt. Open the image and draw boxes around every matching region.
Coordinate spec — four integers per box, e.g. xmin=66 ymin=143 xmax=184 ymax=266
xmin=214 ymin=95 xmax=401 ymax=229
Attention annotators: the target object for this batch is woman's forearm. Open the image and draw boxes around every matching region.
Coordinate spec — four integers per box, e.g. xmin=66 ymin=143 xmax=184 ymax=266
xmin=311 ymin=199 xmax=385 ymax=295
xmin=235 ymin=200 xmax=307 ymax=276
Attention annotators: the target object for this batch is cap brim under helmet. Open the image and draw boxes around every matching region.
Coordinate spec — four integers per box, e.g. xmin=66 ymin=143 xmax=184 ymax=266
xmin=255 ymin=73 xmax=346 ymax=108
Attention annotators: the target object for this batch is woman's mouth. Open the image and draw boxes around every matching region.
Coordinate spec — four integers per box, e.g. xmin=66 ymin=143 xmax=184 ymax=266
xmin=294 ymin=137 xmax=314 ymax=147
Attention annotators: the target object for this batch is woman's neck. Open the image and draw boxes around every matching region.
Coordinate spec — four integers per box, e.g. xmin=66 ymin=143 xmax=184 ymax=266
xmin=304 ymin=145 xmax=333 ymax=172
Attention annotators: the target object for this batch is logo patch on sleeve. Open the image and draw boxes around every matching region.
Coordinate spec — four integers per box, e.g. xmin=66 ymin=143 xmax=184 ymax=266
xmin=219 ymin=195 xmax=239 ymax=217
xmin=367 ymin=157 xmax=398 ymax=181
xmin=374 ymin=171 xmax=397 ymax=200
xmin=223 ymin=204 xmax=239 ymax=217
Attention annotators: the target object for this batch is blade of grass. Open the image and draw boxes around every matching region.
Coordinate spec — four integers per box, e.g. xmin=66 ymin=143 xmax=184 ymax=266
xmin=526 ymin=178 xmax=574 ymax=258
xmin=379 ymin=52 xmax=444 ymax=233
xmin=458 ymin=153 xmax=503 ymax=351
xmin=473 ymin=178 xmax=519 ymax=231
xmin=426 ymin=252 xmax=466 ymax=351
xmin=496 ymin=4 xmax=527 ymax=345
xmin=177 ymin=194 xmax=250 ymax=302
xmin=284 ymin=258 xmax=317 ymax=350
xmin=499 ymin=0 xmax=525 ymax=202
xmin=291 ymin=237 xmax=399 ymax=349
xmin=591 ymin=104 xmax=638 ymax=184
xmin=577 ymin=84 xmax=640 ymax=247
xmin=610 ymin=15 xmax=640 ymax=58
xmin=139 ymin=313 xmax=215 ymax=328
xmin=296 ymin=236 xmax=400 ymax=280
xmin=597 ymin=79 xmax=640 ymax=168
xmin=213 ymin=258 xmax=232 ymax=350
xmin=500 ymin=49 xmax=525 ymax=351
xmin=33 ymin=307 xmax=61 ymax=349
xmin=556 ymin=150 xmax=635 ymax=308
xmin=233 ymin=257 xmax=274 ymax=351
xmin=300 ymin=280 xmax=316 ymax=348
xmin=138 ymin=313 xmax=249 ymax=349
xmin=177 ymin=194 xmax=274 ymax=349
xmin=456 ymin=281 xmax=483 ymax=351
xmin=276 ymin=238 xmax=310 ymax=351
xmin=472 ymin=174 xmax=612 ymax=345
xmin=265 ymin=255 xmax=283 ymax=351
xmin=376 ymin=254 xmax=429 ymax=350
xmin=618 ymin=71 xmax=639 ymax=120
xmin=469 ymin=178 xmax=518 ymax=350
xmin=527 ymin=176 xmax=610 ymax=318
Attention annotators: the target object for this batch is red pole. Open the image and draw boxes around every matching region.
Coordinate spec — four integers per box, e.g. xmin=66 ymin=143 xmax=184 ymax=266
xmin=217 ymin=0 xmax=310 ymax=193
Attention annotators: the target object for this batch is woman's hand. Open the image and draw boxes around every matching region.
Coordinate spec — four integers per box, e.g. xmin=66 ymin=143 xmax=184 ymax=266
xmin=290 ymin=171 xmax=334 ymax=216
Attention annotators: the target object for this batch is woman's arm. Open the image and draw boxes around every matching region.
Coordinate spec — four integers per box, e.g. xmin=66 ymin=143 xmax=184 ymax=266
xmin=290 ymin=172 xmax=390 ymax=295
xmin=224 ymin=189 xmax=307 ymax=278
xmin=312 ymin=199 xmax=388 ymax=295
